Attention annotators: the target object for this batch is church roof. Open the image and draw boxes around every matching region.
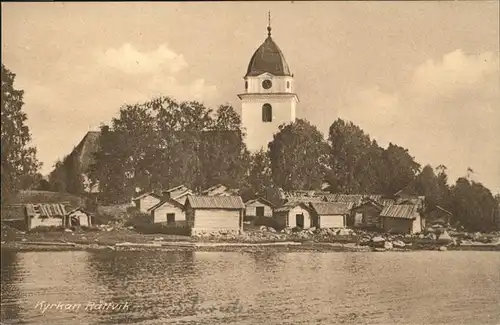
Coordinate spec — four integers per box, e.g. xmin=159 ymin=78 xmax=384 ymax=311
xmin=245 ymin=27 xmax=292 ymax=78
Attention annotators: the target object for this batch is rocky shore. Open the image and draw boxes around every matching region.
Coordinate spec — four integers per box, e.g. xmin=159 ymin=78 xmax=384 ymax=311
xmin=1 ymin=224 xmax=499 ymax=253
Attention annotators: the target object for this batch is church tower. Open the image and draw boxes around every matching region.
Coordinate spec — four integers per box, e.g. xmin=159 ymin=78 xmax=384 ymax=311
xmin=238 ymin=14 xmax=299 ymax=152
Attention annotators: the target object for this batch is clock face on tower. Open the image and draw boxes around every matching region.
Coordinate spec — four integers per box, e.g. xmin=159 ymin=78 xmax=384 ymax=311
xmin=262 ymin=79 xmax=272 ymax=90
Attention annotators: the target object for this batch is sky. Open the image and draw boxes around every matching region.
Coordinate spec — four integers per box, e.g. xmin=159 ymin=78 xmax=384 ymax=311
xmin=2 ymin=2 xmax=499 ymax=194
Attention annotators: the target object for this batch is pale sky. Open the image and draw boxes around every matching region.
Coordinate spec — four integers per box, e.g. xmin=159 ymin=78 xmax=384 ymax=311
xmin=2 ymin=2 xmax=499 ymax=194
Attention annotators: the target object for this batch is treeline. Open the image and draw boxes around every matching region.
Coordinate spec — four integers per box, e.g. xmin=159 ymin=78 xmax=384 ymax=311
xmin=1 ymin=64 xmax=41 ymax=205
xmin=1 ymin=64 xmax=498 ymax=232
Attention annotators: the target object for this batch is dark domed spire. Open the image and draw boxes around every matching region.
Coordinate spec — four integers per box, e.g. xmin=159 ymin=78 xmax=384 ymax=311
xmin=245 ymin=13 xmax=292 ymax=78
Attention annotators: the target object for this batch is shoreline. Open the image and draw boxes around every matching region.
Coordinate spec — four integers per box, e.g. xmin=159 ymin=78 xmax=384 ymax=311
xmin=2 ymin=240 xmax=499 ymax=253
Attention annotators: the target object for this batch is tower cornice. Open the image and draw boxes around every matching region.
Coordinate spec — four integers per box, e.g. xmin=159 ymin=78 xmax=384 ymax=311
xmin=237 ymin=92 xmax=299 ymax=102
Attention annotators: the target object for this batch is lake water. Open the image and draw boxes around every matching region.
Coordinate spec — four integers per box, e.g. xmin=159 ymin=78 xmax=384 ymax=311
xmin=1 ymin=249 xmax=499 ymax=325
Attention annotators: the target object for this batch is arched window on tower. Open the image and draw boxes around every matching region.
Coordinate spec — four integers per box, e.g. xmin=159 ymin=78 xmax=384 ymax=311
xmin=262 ymin=103 xmax=272 ymax=122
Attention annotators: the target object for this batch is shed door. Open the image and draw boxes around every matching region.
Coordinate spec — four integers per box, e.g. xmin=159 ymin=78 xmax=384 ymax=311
xmin=296 ymin=214 xmax=304 ymax=228
xmin=355 ymin=213 xmax=363 ymax=225
xmin=167 ymin=213 xmax=175 ymax=224
xmin=256 ymin=207 xmax=265 ymax=217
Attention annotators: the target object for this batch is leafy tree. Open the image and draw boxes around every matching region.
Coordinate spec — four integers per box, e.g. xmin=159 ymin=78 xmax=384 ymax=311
xmin=383 ymin=143 xmax=420 ymax=195
xmin=154 ymin=98 xmax=212 ymax=191
xmin=1 ymin=64 xmax=41 ymax=204
xmin=328 ymin=119 xmax=373 ymax=193
xmin=211 ymin=104 xmax=243 ymax=132
xmin=246 ymin=149 xmax=272 ymax=196
xmin=450 ymin=177 xmax=497 ymax=231
xmin=198 ymin=105 xmax=250 ymax=190
xmin=353 ymin=141 xmax=390 ymax=194
xmin=411 ymin=165 xmax=445 ymax=209
xmin=327 ymin=119 xmax=393 ymax=194
xmin=19 ymin=172 xmax=43 ymax=190
xmin=49 ymin=159 xmax=67 ymax=192
xmin=269 ymin=119 xmax=328 ymax=190
xmin=89 ymin=97 xmax=250 ymax=202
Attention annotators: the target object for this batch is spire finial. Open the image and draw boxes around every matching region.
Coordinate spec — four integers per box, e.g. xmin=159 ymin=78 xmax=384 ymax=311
xmin=267 ymin=11 xmax=272 ymax=37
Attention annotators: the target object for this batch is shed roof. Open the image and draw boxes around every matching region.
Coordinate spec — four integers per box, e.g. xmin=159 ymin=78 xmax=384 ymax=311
xmin=67 ymin=207 xmax=93 ymax=215
xmin=365 ymin=195 xmax=383 ymax=202
xmin=279 ymin=189 xmax=330 ymax=200
xmin=132 ymin=192 xmax=161 ymax=201
xmin=26 ymin=203 xmax=67 ymax=218
xmin=210 ymin=188 xmax=240 ymax=196
xmin=275 ymin=202 xmax=310 ymax=213
xmin=186 ymin=195 xmax=244 ymax=209
xmin=310 ymin=202 xmax=353 ymax=215
xmin=286 ymin=196 xmax=325 ymax=204
xmin=352 ymin=199 xmax=384 ymax=211
xmin=324 ymin=193 xmax=387 ymax=206
xmin=148 ymin=197 xmax=185 ymax=212
xmin=163 ymin=185 xmax=190 ymax=193
xmin=172 ymin=189 xmax=194 ymax=200
xmin=380 ymin=204 xmax=418 ymax=220
xmin=244 ymin=197 xmax=275 ymax=208
xmin=380 ymin=199 xmax=396 ymax=206
xmin=324 ymin=194 xmax=364 ymax=204
xmin=201 ymin=184 xmax=227 ymax=194
xmin=432 ymin=206 xmax=453 ymax=216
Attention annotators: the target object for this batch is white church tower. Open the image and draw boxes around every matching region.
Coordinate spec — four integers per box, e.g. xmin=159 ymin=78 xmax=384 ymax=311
xmin=238 ymin=13 xmax=299 ymax=152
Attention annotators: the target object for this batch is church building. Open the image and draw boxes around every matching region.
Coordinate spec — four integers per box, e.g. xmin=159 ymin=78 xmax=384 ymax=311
xmin=238 ymin=16 xmax=299 ymax=152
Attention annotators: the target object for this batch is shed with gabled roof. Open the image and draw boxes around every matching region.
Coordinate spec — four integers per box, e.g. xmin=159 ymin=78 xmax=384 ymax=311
xmin=65 ymin=207 xmax=93 ymax=227
xmin=244 ymin=197 xmax=275 ymax=221
xmin=25 ymin=203 xmax=67 ymax=229
xmin=148 ymin=197 xmax=186 ymax=225
xmin=379 ymin=204 xmax=422 ymax=234
xmin=350 ymin=199 xmax=384 ymax=228
xmin=132 ymin=192 xmax=161 ymax=213
xmin=162 ymin=185 xmax=195 ymax=205
xmin=185 ymin=195 xmax=245 ymax=235
xmin=274 ymin=202 xmax=312 ymax=229
xmin=309 ymin=202 xmax=352 ymax=228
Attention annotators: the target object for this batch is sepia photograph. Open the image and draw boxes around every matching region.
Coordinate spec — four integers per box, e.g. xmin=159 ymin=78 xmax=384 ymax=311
xmin=1 ymin=1 xmax=499 ymax=324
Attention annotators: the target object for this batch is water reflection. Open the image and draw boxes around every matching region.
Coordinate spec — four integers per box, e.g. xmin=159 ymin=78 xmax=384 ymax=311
xmin=1 ymin=249 xmax=23 ymax=322
xmin=86 ymin=250 xmax=200 ymax=324
xmin=1 ymin=250 xmax=499 ymax=325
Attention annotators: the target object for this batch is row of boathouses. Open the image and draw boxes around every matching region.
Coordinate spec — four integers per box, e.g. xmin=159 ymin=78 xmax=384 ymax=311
xmin=11 ymin=183 xmax=452 ymax=235
xmin=131 ymin=184 xmax=451 ymax=235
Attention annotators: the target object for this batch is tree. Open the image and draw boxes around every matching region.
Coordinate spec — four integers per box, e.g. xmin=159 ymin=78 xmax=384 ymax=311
xmin=327 ymin=119 xmax=392 ymax=194
xmin=19 ymin=172 xmax=45 ymax=190
xmin=328 ymin=119 xmax=373 ymax=193
xmin=89 ymin=97 xmax=250 ymax=203
xmin=49 ymin=159 xmax=67 ymax=192
xmin=211 ymin=104 xmax=243 ymax=132
xmin=411 ymin=165 xmax=446 ymax=210
xmin=382 ymin=143 xmax=420 ymax=195
xmin=246 ymin=149 xmax=272 ymax=196
xmin=1 ymin=64 xmax=41 ymax=204
xmin=198 ymin=105 xmax=250 ymax=190
xmin=450 ymin=177 xmax=497 ymax=231
xmin=268 ymin=119 xmax=328 ymax=190
xmin=353 ymin=141 xmax=391 ymax=194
